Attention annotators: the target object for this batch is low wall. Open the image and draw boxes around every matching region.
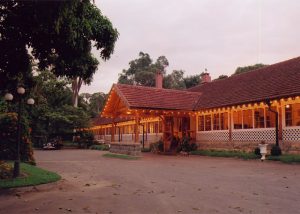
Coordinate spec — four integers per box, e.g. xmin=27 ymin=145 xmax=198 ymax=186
xmin=196 ymin=140 xmax=300 ymax=154
xmin=109 ymin=142 xmax=141 ymax=156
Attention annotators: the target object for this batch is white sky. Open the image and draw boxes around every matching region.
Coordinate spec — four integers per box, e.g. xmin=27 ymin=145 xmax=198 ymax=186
xmin=81 ymin=0 xmax=300 ymax=94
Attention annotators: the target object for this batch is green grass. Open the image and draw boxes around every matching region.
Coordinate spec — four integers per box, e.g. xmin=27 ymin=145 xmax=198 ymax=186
xmin=103 ymin=153 xmax=140 ymax=160
xmin=190 ymin=150 xmax=259 ymax=160
xmin=89 ymin=144 xmax=109 ymax=151
xmin=267 ymin=154 xmax=300 ymax=164
xmin=0 ymin=163 xmax=61 ymax=189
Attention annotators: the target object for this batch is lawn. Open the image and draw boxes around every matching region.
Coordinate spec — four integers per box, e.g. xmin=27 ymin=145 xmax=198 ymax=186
xmin=103 ymin=153 xmax=140 ymax=160
xmin=267 ymin=154 xmax=300 ymax=163
xmin=0 ymin=163 xmax=61 ymax=189
xmin=190 ymin=150 xmax=259 ymax=160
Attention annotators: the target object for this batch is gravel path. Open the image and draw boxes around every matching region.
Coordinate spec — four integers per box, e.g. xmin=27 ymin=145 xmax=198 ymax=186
xmin=1 ymin=149 xmax=300 ymax=214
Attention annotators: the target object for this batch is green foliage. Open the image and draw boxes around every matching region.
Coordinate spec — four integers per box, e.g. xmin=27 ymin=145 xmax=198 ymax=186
xmin=176 ymin=137 xmax=198 ymax=152
xmin=270 ymin=145 xmax=282 ymax=156
xmin=118 ymin=52 xmax=169 ymax=86
xmin=267 ymin=154 xmax=300 ymax=163
xmin=141 ymin=148 xmax=151 ymax=152
xmin=233 ymin=64 xmax=268 ymax=76
xmin=0 ymin=161 xmax=13 ymax=179
xmin=29 ymin=70 xmax=90 ymax=142
xmin=89 ymin=144 xmax=109 ymax=151
xmin=0 ymin=163 xmax=61 ymax=188
xmin=164 ymin=70 xmax=186 ymax=89
xmin=254 ymin=147 xmax=261 ymax=156
xmin=0 ymin=1 xmax=118 ymax=90
xmin=157 ymin=139 xmax=164 ymax=152
xmin=183 ymin=74 xmax=200 ymax=88
xmin=103 ymin=153 xmax=140 ymax=160
xmin=75 ymin=131 xmax=95 ymax=148
xmin=0 ymin=113 xmax=35 ymax=164
xmin=191 ymin=150 xmax=260 ymax=160
xmin=79 ymin=92 xmax=106 ymax=118
xmin=215 ymin=74 xmax=228 ymax=81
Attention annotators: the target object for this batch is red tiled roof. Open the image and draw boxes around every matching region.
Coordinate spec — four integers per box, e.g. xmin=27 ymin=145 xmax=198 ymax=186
xmin=188 ymin=56 xmax=300 ymax=109
xmin=115 ymin=84 xmax=202 ymax=111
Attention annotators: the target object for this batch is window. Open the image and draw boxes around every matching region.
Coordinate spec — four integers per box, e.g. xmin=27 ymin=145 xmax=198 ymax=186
xmin=266 ymin=107 xmax=276 ymax=128
xmin=220 ymin=113 xmax=228 ymax=130
xmin=254 ymin=108 xmax=265 ymax=128
xmin=205 ymin=115 xmax=212 ymax=131
xmin=159 ymin=121 xmax=163 ymax=133
xmin=154 ymin=122 xmax=159 ymax=133
xmin=198 ymin=116 xmax=205 ymax=131
xmin=285 ymin=103 xmax=300 ymax=127
xmin=213 ymin=113 xmax=220 ymax=130
xmin=243 ymin=109 xmax=253 ymax=129
xmin=233 ymin=110 xmax=242 ymax=129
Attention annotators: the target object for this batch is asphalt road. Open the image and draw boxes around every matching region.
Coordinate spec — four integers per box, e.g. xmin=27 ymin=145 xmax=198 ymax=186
xmin=1 ymin=149 xmax=300 ymax=214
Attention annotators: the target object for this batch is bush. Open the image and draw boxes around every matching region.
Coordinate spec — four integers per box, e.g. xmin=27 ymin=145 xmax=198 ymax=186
xmin=75 ymin=131 xmax=95 ymax=149
xmin=157 ymin=140 xmax=164 ymax=152
xmin=0 ymin=113 xmax=35 ymax=164
xmin=254 ymin=147 xmax=261 ymax=156
xmin=0 ymin=161 xmax=13 ymax=179
xmin=177 ymin=137 xmax=197 ymax=153
xmin=141 ymin=148 xmax=151 ymax=152
xmin=271 ymin=145 xmax=282 ymax=156
xmin=89 ymin=144 xmax=109 ymax=151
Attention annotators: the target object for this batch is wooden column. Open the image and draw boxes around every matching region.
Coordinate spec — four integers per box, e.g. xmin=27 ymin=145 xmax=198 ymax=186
xmin=134 ymin=116 xmax=140 ymax=143
xmin=228 ymin=110 xmax=232 ymax=142
xmin=111 ymin=119 xmax=115 ymax=142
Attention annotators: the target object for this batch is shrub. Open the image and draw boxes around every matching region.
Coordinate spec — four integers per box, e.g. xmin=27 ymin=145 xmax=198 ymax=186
xmin=89 ymin=144 xmax=109 ymax=151
xmin=141 ymin=148 xmax=151 ymax=152
xmin=271 ymin=145 xmax=282 ymax=156
xmin=254 ymin=147 xmax=261 ymax=156
xmin=75 ymin=131 xmax=95 ymax=149
xmin=157 ymin=140 xmax=164 ymax=152
xmin=0 ymin=161 xmax=13 ymax=179
xmin=0 ymin=113 xmax=35 ymax=164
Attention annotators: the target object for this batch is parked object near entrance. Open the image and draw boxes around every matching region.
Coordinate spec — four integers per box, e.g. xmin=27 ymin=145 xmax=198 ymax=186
xmin=259 ymin=141 xmax=268 ymax=161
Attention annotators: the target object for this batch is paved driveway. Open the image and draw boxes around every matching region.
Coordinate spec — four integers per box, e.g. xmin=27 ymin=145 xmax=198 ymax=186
xmin=1 ymin=150 xmax=300 ymax=214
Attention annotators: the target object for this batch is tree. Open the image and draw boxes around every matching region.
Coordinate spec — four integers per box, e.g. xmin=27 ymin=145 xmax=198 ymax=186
xmin=183 ymin=74 xmax=200 ymax=88
xmin=118 ymin=52 xmax=169 ymax=87
xmin=164 ymin=70 xmax=186 ymax=89
xmin=214 ymin=74 xmax=228 ymax=81
xmin=29 ymin=70 xmax=90 ymax=143
xmin=233 ymin=64 xmax=268 ymax=76
xmin=0 ymin=0 xmax=118 ymax=98
xmin=79 ymin=92 xmax=106 ymax=118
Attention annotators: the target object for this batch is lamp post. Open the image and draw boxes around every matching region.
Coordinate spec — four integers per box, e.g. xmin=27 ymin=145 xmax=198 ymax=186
xmin=4 ymin=87 xmax=34 ymax=178
xmin=265 ymin=100 xmax=280 ymax=148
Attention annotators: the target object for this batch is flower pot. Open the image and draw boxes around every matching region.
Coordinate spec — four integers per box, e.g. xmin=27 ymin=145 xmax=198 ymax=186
xmin=259 ymin=143 xmax=268 ymax=161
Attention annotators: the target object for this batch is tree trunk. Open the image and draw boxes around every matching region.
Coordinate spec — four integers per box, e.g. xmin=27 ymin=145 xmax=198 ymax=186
xmin=72 ymin=77 xmax=83 ymax=108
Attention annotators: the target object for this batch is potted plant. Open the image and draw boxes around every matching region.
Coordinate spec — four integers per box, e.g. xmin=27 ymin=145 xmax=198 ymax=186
xmin=258 ymin=141 xmax=268 ymax=161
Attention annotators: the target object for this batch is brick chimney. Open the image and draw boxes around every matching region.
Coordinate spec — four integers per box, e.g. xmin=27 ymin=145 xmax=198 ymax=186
xmin=155 ymin=71 xmax=163 ymax=88
xmin=200 ymin=69 xmax=211 ymax=84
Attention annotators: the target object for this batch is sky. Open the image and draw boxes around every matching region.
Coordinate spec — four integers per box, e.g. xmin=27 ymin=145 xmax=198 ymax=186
xmin=81 ymin=0 xmax=300 ymax=94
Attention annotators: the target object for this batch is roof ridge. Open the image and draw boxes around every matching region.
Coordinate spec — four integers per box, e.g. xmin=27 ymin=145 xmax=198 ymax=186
xmin=116 ymin=83 xmax=202 ymax=95
xmin=188 ymin=56 xmax=300 ymax=91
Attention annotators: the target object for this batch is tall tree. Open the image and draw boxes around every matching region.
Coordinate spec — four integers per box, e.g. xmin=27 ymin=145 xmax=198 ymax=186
xmin=233 ymin=64 xmax=268 ymax=76
xmin=118 ymin=52 xmax=169 ymax=87
xmin=164 ymin=70 xmax=186 ymax=89
xmin=0 ymin=0 xmax=118 ymax=98
xmin=183 ymin=74 xmax=201 ymax=88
